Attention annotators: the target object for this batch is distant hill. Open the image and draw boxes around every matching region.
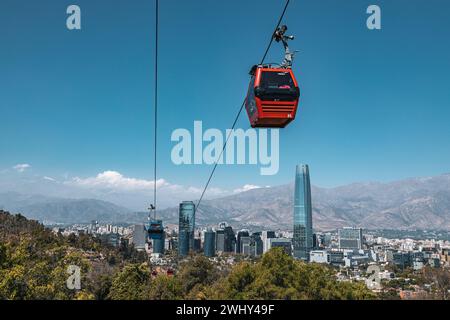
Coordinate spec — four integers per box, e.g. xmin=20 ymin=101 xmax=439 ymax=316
xmin=157 ymin=173 xmax=450 ymax=231
xmin=2 ymin=173 xmax=450 ymax=230
xmin=0 ymin=192 xmax=142 ymax=225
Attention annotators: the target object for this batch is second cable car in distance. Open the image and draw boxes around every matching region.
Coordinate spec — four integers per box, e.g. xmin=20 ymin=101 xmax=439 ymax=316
xmin=147 ymin=218 xmax=164 ymax=240
xmin=245 ymin=25 xmax=300 ymax=128
xmin=146 ymin=204 xmax=164 ymax=240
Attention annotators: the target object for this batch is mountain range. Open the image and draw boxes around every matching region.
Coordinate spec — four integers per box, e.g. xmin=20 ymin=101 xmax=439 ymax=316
xmin=0 ymin=192 xmax=145 ymax=225
xmin=157 ymin=173 xmax=450 ymax=230
xmin=1 ymin=173 xmax=450 ymax=230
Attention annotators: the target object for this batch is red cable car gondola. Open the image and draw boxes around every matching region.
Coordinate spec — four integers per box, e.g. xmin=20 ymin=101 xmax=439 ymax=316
xmin=245 ymin=65 xmax=299 ymax=128
xmin=245 ymin=25 xmax=300 ymax=128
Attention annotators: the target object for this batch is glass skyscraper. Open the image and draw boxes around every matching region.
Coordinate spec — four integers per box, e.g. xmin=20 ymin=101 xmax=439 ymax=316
xmin=178 ymin=201 xmax=195 ymax=256
xmin=152 ymin=234 xmax=165 ymax=254
xmin=293 ymin=164 xmax=313 ymax=261
xmin=236 ymin=229 xmax=250 ymax=254
xmin=203 ymin=228 xmax=216 ymax=257
xmin=338 ymin=227 xmax=363 ymax=250
xmin=215 ymin=222 xmax=235 ymax=253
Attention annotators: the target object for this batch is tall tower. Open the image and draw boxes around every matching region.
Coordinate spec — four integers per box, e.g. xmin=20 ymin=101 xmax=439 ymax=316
xmin=203 ymin=228 xmax=216 ymax=257
xmin=178 ymin=201 xmax=195 ymax=256
xmin=293 ymin=164 xmax=313 ymax=261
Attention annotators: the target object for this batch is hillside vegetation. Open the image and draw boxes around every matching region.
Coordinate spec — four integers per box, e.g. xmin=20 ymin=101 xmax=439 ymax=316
xmin=0 ymin=210 xmax=375 ymax=300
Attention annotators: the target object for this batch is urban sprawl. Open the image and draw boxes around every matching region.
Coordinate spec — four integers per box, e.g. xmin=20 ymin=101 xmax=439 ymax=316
xmin=51 ymin=165 xmax=450 ymax=298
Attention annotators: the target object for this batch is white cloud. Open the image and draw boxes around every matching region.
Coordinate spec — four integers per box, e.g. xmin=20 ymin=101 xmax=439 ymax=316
xmin=13 ymin=164 xmax=31 ymax=173
xmin=67 ymin=170 xmax=168 ymax=191
xmin=1 ymin=168 xmax=264 ymax=209
xmin=233 ymin=184 xmax=262 ymax=193
xmin=62 ymin=170 xmax=234 ymax=209
xmin=65 ymin=170 xmax=232 ymax=196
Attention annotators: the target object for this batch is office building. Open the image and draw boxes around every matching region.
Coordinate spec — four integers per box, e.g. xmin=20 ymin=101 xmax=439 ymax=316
xmin=216 ymin=222 xmax=235 ymax=253
xmin=236 ymin=229 xmax=250 ymax=254
xmin=152 ymin=234 xmax=165 ymax=254
xmin=216 ymin=228 xmax=226 ymax=253
xmin=312 ymin=233 xmax=318 ymax=249
xmin=323 ymin=233 xmax=332 ymax=247
xmin=252 ymin=232 xmax=263 ymax=256
xmin=240 ymin=236 xmax=253 ymax=255
xmin=178 ymin=201 xmax=195 ymax=256
xmin=338 ymin=227 xmax=364 ymax=250
xmin=204 ymin=228 xmax=216 ymax=257
xmin=99 ymin=233 xmax=121 ymax=248
xmin=193 ymin=238 xmax=201 ymax=252
xmin=239 ymin=233 xmax=264 ymax=257
xmin=293 ymin=164 xmax=313 ymax=261
xmin=267 ymin=238 xmax=292 ymax=256
xmin=261 ymin=230 xmax=276 ymax=253
xmin=329 ymin=251 xmax=345 ymax=266
xmin=131 ymin=224 xmax=147 ymax=250
xmin=393 ymin=252 xmax=412 ymax=269
xmin=309 ymin=250 xmax=329 ymax=264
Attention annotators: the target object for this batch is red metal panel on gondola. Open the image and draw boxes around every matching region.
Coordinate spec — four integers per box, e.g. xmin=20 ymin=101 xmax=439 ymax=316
xmin=245 ymin=66 xmax=300 ymax=128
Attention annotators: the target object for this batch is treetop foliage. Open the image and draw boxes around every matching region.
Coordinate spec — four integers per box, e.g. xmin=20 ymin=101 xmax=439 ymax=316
xmin=0 ymin=211 xmax=376 ymax=300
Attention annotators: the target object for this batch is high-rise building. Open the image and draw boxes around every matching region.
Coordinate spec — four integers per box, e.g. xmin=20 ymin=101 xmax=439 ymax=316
xmin=252 ymin=232 xmax=264 ymax=256
xmin=236 ymin=230 xmax=250 ymax=254
xmin=193 ymin=238 xmax=202 ymax=252
xmin=203 ymin=228 xmax=216 ymax=257
xmin=240 ymin=236 xmax=253 ymax=255
xmin=312 ymin=233 xmax=318 ymax=249
xmin=131 ymin=224 xmax=147 ymax=251
xmin=152 ymin=234 xmax=165 ymax=254
xmin=239 ymin=233 xmax=264 ymax=257
xmin=178 ymin=201 xmax=195 ymax=256
xmin=267 ymin=238 xmax=292 ymax=256
xmin=225 ymin=226 xmax=236 ymax=253
xmin=338 ymin=227 xmax=363 ymax=250
xmin=293 ymin=164 xmax=313 ymax=261
xmin=261 ymin=230 xmax=276 ymax=253
xmin=215 ymin=222 xmax=235 ymax=253
xmin=216 ymin=229 xmax=226 ymax=253
xmin=89 ymin=220 xmax=98 ymax=234
xmin=147 ymin=219 xmax=165 ymax=254
xmin=323 ymin=233 xmax=332 ymax=247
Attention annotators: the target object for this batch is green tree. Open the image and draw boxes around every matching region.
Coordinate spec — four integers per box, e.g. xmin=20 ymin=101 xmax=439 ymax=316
xmin=149 ymin=275 xmax=183 ymax=300
xmin=0 ymin=265 xmax=28 ymax=300
xmin=177 ymin=254 xmax=221 ymax=298
xmin=108 ymin=263 xmax=151 ymax=300
xmin=207 ymin=248 xmax=377 ymax=300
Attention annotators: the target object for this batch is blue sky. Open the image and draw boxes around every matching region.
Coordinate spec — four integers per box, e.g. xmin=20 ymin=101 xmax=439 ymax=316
xmin=1 ymin=0 xmax=450 ymax=204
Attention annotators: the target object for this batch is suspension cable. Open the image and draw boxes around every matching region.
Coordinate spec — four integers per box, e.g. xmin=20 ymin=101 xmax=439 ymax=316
xmin=195 ymin=0 xmax=291 ymax=213
xmin=153 ymin=0 xmax=159 ymax=220
xmin=260 ymin=0 xmax=291 ymax=65
xmin=195 ymin=100 xmax=246 ymax=212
